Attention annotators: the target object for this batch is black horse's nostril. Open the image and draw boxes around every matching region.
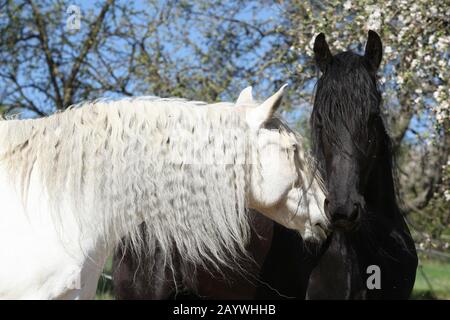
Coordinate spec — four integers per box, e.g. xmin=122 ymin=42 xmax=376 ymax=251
xmin=330 ymin=202 xmax=361 ymax=230
xmin=348 ymin=203 xmax=360 ymax=222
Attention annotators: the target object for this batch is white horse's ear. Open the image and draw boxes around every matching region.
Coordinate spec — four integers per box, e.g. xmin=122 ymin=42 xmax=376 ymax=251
xmin=236 ymin=86 xmax=254 ymax=105
xmin=246 ymin=84 xmax=288 ymax=129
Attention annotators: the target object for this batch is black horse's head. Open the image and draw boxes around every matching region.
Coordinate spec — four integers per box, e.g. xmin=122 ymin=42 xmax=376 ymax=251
xmin=311 ymin=30 xmax=387 ymax=232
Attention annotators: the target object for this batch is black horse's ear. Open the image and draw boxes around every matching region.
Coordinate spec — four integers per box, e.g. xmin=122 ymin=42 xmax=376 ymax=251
xmin=364 ymin=30 xmax=383 ymax=71
xmin=313 ymin=33 xmax=332 ymax=72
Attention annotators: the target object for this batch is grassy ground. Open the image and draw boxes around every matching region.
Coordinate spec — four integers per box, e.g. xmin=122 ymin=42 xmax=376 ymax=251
xmin=411 ymin=258 xmax=450 ymax=300
xmin=95 ymin=257 xmax=114 ymax=300
xmin=96 ymin=257 xmax=450 ymax=300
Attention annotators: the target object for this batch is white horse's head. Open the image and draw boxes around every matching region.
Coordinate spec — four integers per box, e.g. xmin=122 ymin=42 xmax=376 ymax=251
xmin=236 ymin=85 xmax=330 ymax=243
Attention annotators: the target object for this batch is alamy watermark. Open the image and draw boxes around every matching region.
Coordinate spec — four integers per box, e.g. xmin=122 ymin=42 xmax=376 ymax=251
xmin=66 ymin=5 xmax=81 ymax=32
xmin=366 ymin=265 xmax=381 ymax=290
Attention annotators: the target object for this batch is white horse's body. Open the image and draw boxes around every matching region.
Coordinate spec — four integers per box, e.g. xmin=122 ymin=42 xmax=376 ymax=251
xmin=0 ymin=87 xmax=329 ymax=299
xmin=0 ymin=159 xmax=105 ymax=299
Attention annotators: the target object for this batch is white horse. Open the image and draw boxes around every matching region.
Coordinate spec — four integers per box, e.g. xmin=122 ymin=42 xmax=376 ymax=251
xmin=0 ymin=85 xmax=329 ymax=299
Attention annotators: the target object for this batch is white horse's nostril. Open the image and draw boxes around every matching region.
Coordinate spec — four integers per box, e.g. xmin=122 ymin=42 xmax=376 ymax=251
xmin=314 ymin=221 xmax=331 ymax=236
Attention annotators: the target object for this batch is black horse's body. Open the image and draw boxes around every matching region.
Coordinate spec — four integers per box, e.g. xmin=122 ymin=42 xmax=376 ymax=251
xmin=307 ymin=222 xmax=417 ymax=299
xmin=112 ymin=31 xmax=417 ymax=300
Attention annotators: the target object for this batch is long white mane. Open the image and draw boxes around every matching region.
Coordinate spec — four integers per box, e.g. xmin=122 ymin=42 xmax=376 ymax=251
xmin=0 ymin=97 xmax=258 ymax=274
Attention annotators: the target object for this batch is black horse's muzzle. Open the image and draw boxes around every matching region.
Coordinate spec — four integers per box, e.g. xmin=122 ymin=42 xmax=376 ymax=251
xmin=325 ymin=198 xmax=362 ymax=232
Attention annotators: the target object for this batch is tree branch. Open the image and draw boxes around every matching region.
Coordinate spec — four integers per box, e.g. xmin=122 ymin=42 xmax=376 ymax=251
xmin=62 ymin=0 xmax=114 ymax=108
xmin=27 ymin=0 xmax=63 ymax=109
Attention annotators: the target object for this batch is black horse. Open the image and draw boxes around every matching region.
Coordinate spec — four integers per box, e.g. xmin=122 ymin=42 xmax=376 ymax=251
xmin=306 ymin=30 xmax=417 ymax=299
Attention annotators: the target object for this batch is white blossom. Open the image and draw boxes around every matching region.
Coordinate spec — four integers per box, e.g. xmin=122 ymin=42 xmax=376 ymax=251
xmin=343 ymin=0 xmax=352 ymax=10
xmin=366 ymin=5 xmax=381 ymax=30
xmin=444 ymin=190 xmax=450 ymax=202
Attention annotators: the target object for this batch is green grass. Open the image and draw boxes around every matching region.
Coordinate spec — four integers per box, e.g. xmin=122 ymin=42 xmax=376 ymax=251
xmin=411 ymin=258 xmax=450 ymax=300
xmin=96 ymin=257 xmax=450 ymax=300
xmin=95 ymin=257 xmax=114 ymax=300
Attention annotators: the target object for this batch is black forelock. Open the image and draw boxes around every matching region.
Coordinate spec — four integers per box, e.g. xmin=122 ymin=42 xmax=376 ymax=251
xmin=311 ymin=51 xmax=382 ymax=159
